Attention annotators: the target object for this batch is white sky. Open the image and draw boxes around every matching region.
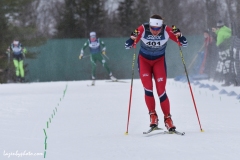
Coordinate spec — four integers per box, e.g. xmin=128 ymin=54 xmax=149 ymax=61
xmin=1 ymin=79 xmax=240 ymax=159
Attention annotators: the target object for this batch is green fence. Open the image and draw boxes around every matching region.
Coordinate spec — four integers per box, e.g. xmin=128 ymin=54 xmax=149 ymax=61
xmin=25 ymin=36 xmax=203 ymax=82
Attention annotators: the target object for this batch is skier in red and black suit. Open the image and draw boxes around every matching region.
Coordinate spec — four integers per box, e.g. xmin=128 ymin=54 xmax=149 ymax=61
xmin=125 ymin=14 xmax=188 ymax=131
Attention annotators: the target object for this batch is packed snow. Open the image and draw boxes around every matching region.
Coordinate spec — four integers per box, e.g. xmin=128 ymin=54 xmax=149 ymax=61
xmin=1 ymin=79 xmax=240 ymax=160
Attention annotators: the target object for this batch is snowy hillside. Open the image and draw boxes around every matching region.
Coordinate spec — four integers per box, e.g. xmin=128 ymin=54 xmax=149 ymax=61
xmin=1 ymin=79 xmax=240 ymax=159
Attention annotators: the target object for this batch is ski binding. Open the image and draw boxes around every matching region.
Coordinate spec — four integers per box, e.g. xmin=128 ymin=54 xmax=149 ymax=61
xmin=143 ymin=126 xmax=163 ymax=134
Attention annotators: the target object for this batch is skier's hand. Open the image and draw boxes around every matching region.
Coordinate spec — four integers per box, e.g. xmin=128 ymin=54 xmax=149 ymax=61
xmin=79 ymin=54 xmax=83 ymax=60
xmin=6 ymin=49 xmax=10 ymax=55
xmin=172 ymin=25 xmax=182 ymax=37
xmin=125 ymin=38 xmax=135 ymax=49
xmin=6 ymin=50 xmax=10 ymax=56
xmin=22 ymin=48 xmax=27 ymax=54
xmin=102 ymin=50 xmax=106 ymax=55
xmin=130 ymin=29 xmax=139 ymax=40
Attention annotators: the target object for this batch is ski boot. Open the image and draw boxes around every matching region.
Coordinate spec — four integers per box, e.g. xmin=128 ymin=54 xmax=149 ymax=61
xmin=164 ymin=114 xmax=176 ymax=131
xmin=109 ymin=72 xmax=117 ymax=82
xmin=91 ymin=79 xmax=95 ymax=86
xmin=20 ymin=77 xmax=25 ymax=83
xmin=149 ymin=111 xmax=158 ymax=127
xmin=15 ymin=76 xmax=21 ymax=83
xmin=91 ymin=76 xmax=95 ymax=86
xmin=110 ymin=75 xmax=117 ymax=82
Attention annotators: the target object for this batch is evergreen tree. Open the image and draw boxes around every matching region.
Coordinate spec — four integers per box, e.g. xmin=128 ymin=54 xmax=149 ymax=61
xmin=56 ymin=0 xmax=80 ymax=38
xmin=77 ymin=0 xmax=107 ymax=37
xmin=134 ymin=0 xmax=150 ymax=25
xmin=0 ymin=0 xmax=10 ymax=82
xmin=56 ymin=0 xmax=107 ymax=38
xmin=117 ymin=0 xmax=136 ymax=36
xmin=0 ymin=0 xmax=46 ymax=83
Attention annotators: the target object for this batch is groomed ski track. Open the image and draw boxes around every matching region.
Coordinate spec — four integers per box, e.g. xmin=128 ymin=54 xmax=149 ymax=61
xmin=0 ymin=79 xmax=240 ymax=160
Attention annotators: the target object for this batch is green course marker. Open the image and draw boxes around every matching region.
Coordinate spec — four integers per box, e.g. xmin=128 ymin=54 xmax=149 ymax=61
xmin=49 ymin=118 xmax=51 ymax=123
xmin=43 ymin=129 xmax=47 ymax=137
xmin=45 ymin=136 xmax=47 ymax=144
xmin=44 ymin=151 xmax=46 ymax=158
xmin=45 ymin=143 xmax=47 ymax=150
xmin=47 ymin=122 xmax=49 ymax=128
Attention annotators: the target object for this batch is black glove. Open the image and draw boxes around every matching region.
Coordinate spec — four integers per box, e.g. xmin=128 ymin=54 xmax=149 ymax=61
xmin=125 ymin=38 xmax=134 ymax=49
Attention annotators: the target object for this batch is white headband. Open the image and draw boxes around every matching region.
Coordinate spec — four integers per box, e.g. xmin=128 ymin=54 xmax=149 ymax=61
xmin=13 ymin=41 xmax=19 ymax=45
xmin=90 ymin=32 xmax=96 ymax=37
xmin=149 ymin=18 xmax=163 ymax=27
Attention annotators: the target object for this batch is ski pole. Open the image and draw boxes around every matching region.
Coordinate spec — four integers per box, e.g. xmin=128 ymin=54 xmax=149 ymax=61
xmin=187 ymin=45 xmax=204 ymax=70
xmin=125 ymin=40 xmax=136 ymax=135
xmin=82 ymin=55 xmax=90 ymax=59
xmin=102 ymin=53 xmax=110 ymax=60
xmin=172 ymin=25 xmax=204 ymax=132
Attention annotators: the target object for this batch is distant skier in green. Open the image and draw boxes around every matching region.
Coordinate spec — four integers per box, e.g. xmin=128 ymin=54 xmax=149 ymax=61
xmin=79 ymin=31 xmax=117 ymax=85
xmin=6 ymin=39 xmax=27 ymax=82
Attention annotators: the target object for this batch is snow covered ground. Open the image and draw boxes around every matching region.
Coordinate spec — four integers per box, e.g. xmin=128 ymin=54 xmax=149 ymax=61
xmin=1 ymin=79 xmax=240 ymax=160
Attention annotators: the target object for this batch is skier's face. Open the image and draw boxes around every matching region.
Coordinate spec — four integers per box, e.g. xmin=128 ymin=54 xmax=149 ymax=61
xmin=13 ymin=41 xmax=19 ymax=46
xmin=150 ymin=26 xmax=161 ymax=36
xmin=90 ymin=36 xmax=96 ymax=42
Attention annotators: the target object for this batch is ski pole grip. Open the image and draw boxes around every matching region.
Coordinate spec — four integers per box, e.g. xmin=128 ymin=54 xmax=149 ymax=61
xmin=172 ymin=25 xmax=181 ymax=46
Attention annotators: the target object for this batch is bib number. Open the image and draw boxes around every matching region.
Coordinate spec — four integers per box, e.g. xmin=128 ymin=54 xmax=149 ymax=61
xmin=146 ymin=41 xmax=161 ymax=46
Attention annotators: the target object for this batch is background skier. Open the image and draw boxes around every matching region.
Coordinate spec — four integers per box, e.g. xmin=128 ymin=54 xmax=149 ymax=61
xmin=79 ymin=31 xmax=117 ymax=85
xmin=6 ymin=39 xmax=27 ymax=82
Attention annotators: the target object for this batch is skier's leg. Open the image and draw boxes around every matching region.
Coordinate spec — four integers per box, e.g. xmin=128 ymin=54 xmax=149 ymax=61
xmin=19 ymin=60 xmax=24 ymax=81
xmin=152 ymin=56 xmax=169 ymax=116
xmin=138 ymin=55 xmax=155 ymax=112
xmin=13 ymin=59 xmax=20 ymax=81
xmin=90 ymin=55 xmax=97 ymax=80
xmin=98 ymin=54 xmax=116 ymax=80
xmin=138 ymin=55 xmax=158 ymax=127
xmin=153 ymin=56 xmax=175 ymax=131
xmin=100 ymin=57 xmax=111 ymax=74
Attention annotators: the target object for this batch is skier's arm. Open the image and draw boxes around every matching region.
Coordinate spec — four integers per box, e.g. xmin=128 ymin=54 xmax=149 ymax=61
xmin=20 ymin=44 xmax=27 ymax=58
xmin=79 ymin=40 xmax=89 ymax=59
xmin=6 ymin=46 xmax=11 ymax=56
xmin=166 ymin=26 xmax=188 ymax=47
xmin=125 ymin=25 xmax=144 ymax=49
xmin=99 ymin=39 xmax=106 ymax=54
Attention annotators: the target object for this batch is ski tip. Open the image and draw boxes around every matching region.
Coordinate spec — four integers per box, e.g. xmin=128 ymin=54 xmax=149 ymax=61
xmin=201 ymin=129 xmax=204 ymax=132
xmin=125 ymin=132 xmax=128 ymax=135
